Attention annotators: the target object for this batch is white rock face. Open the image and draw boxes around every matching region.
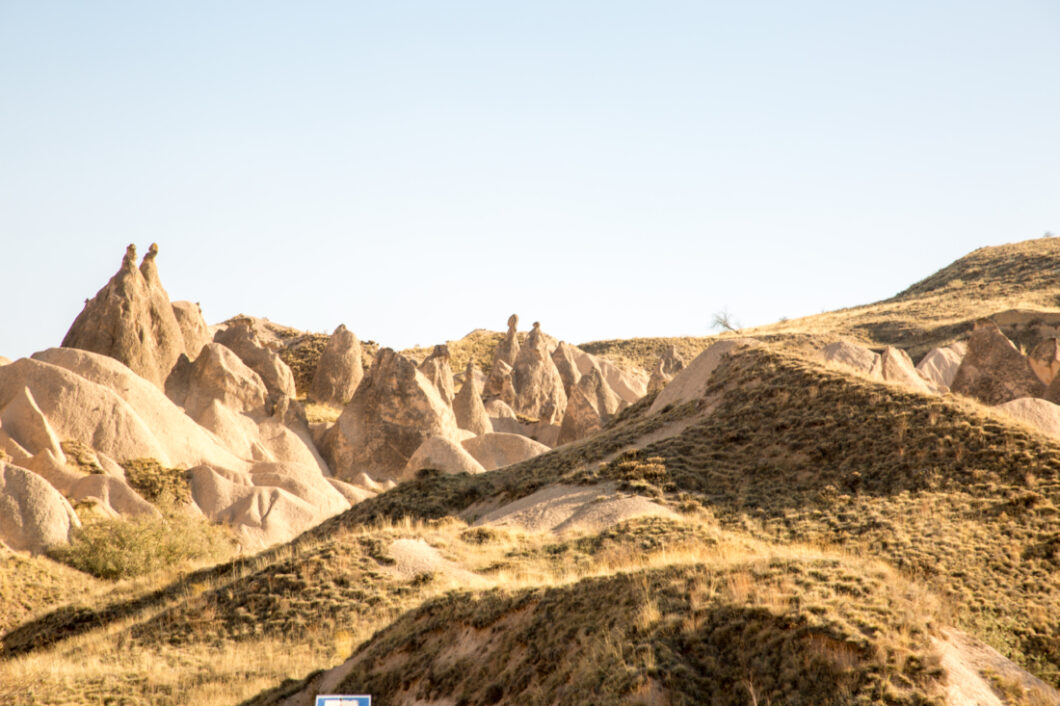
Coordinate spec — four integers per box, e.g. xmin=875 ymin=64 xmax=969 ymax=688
xmin=916 ymin=342 xmax=967 ymax=389
xmin=309 ymin=324 xmax=363 ymax=406
xmin=453 ymin=362 xmax=492 ymax=437
xmin=461 ymin=432 xmax=550 ymax=471
xmin=171 ymin=300 xmax=212 ymax=360
xmin=403 ymin=437 xmax=486 ymax=477
xmin=323 ymin=348 xmax=459 ymax=482
xmin=62 ymin=243 xmax=188 ymax=389
xmin=213 ymin=318 xmax=297 ymax=401
xmin=996 ymin=397 xmax=1060 ymax=438
xmin=2 ymin=352 xmax=244 ymax=470
xmin=650 ymin=339 xmax=759 ymax=414
xmin=0 ymin=462 xmax=80 ymax=554
xmin=879 ymin=346 xmax=937 ymax=395
xmin=819 ymin=341 xmax=882 ymax=378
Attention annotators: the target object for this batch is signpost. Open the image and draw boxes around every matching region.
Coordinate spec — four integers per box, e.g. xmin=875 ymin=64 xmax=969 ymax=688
xmin=314 ymin=697 xmax=371 ymax=706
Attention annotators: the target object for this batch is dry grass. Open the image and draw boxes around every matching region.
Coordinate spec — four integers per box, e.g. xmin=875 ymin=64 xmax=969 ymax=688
xmin=47 ymin=511 xmax=235 ymax=580
xmin=584 ymin=238 xmax=1060 ymax=367
xmin=119 ymin=458 xmax=191 ymax=506
xmin=401 ymin=329 xmax=518 ymax=372
xmin=303 ymin=401 xmax=342 ymax=425
xmin=1 ymin=510 xmax=951 ymax=706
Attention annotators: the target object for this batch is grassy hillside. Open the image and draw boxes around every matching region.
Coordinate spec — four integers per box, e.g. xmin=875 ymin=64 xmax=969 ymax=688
xmin=583 ymin=238 xmax=1060 ymax=369
xmin=285 ymin=345 xmax=1060 ymax=686
xmin=253 ymin=551 xmax=947 ymax=706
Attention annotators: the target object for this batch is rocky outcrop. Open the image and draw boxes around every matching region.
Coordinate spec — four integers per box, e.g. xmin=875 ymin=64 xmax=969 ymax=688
xmin=171 ymin=301 xmax=211 ymax=360
xmin=557 ymin=368 xmax=621 ymax=445
xmin=322 ymin=348 xmax=459 ymax=482
xmin=660 ymin=344 xmax=686 ymax=376
xmin=950 ymin=321 xmax=1044 ymax=405
xmin=418 ymin=345 xmax=455 ymax=405
xmin=551 ymin=342 xmax=584 ymax=395
xmin=3 ymin=350 xmax=244 ymax=470
xmin=997 ymin=397 xmax=1060 ymax=439
xmin=61 ymin=244 xmax=187 ymax=388
xmin=511 ymin=322 xmax=567 ymax=424
xmin=213 ymin=318 xmax=297 ymax=402
xmin=491 ymin=314 xmax=521 ymax=368
xmin=309 ymin=324 xmax=363 ymax=406
xmin=0 ymin=462 xmax=80 ymax=553
xmin=819 ymin=341 xmax=882 ymax=378
xmin=461 ymin=432 xmax=550 ymax=471
xmin=483 ymin=359 xmax=516 ymax=406
xmin=879 ymin=347 xmax=937 ymax=395
xmin=647 ymin=360 xmax=672 ymax=395
xmin=1028 ymin=338 xmax=1060 ymax=386
xmin=403 ymin=437 xmax=486 ymax=476
xmin=650 ymin=339 xmax=759 ymax=414
xmin=166 ymin=343 xmax=268 ymax=417
xmin=916 ymin=342 xmax=967 ymax=390
xmin=551 ymin=342 xmax=647 ymax=405
xmin=453 ymin=362 xmax=492 ymax=437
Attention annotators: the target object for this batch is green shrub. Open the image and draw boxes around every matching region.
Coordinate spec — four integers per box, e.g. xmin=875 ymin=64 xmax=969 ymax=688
xmin=48 ymin=512 xmax=234 ymax=580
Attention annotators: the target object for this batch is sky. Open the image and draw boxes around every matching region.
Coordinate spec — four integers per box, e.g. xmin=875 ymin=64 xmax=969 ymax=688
xmin=1 ymin=1 xmax=1058 ymax=359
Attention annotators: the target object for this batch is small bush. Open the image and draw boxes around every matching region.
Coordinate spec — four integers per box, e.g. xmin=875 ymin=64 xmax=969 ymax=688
xmin=48 ymin=513 xmax=234 ymax=580
xmin=60 ymin=440 xmax=104 ymax=474
xmin=120 ymin=458 xmax=190 ymax=505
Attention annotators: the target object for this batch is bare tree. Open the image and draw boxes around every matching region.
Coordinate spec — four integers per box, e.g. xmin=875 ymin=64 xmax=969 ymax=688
xmin=711 ymin=309 xmax=740 ymax=333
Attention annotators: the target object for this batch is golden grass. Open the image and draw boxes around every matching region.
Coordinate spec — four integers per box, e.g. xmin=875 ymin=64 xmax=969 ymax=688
xmin=1 ymin=510 xmax=951 ymax=706
xmin=303 ymin=401 xmax=342 ymax=425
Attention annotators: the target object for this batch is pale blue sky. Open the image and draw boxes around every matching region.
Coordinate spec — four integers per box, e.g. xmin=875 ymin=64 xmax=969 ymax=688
xmin=2 ymin=1 xmax=1058 ymax=359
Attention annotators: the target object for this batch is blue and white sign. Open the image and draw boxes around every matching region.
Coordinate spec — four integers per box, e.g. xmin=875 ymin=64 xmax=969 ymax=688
xmin=315 ymin=696 xmax=370 ymax=706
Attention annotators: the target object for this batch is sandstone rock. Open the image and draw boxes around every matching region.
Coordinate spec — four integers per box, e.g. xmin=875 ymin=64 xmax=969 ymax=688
xmin=24 ymin=449 xmax=82 ymax=495
xmin=916 ymin=342 xmax=967 ymax=389
xmin=647 ymin=359 xmax=672 ymax=395
xmin=490 ymin=314 xmax=520 ymax=368
xmin=0 ymin=357 xmax=10 ymax=366
xmin=511 ymin=322 xmax=567 ymax=424
xmin=247 ymin=461 xmax=348 ymax=516
xmin=557 ymin=367 xmax=622 ymax=445
xmin=551 ymin=342 xmax=584 ymax=395
xmin=171 ymin=301 xmax=211 ymax=360
xmin=6 ymin=350 xmax=244 ymax=471
xmin=213 ymin=318 xmax=297 ymax=402
xmin=62 ymin=243 xmax=186 ymax=388
xmin=951 ymin=321 xmax=1044 ymax=405
xmin=660 ymin=344 xmax=686 ymax=376
xmin=0 ymin=462 xmax=80 ymax=553
xmin=879 ymin=346 xmax=937 ymax=394
xmin=403 ymin=437 xmax=486 ymax=476
xmin=67 ymin=474 xmax=160 ymax=519
xmin=188 ymin=466 xmax=318 ymax=550
xmin=322 ymin=348 xmax=459 ymax=482
xmin=326 ymin=477 xmax=376 ymax=505
xmin=0 ymin=387 xmax=65 ymax=461
xmin=819 ymin=341 xmax=882 ymax=378
xmin=461 ymin=432 xmax=550 ymax=471
xmin=418 ymin=345 xmax=455 ymax=405
xmin=552 ymin=342 xmax=646 ymax=404
xmin=166 ymin=343 xmax=268 ymax=417
xmin=650 ymin=339 xmax=759 ymax=414
xmin=309 ymin=324 xmax=363 ymax=406
xmin=483 ymin=359 xmax=517 ymax=406
xmin=1029 ymin=338 xmax=1060 ymax=386
xmin=997 ymin=397 xmax=1060 ymax=438
xmin=453 ymin=362 xmax=492 ymax=437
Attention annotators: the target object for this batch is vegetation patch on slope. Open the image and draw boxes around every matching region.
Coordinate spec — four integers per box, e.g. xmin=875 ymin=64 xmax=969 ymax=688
xmin=254 ymin=556 xmax=946 ymax=706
